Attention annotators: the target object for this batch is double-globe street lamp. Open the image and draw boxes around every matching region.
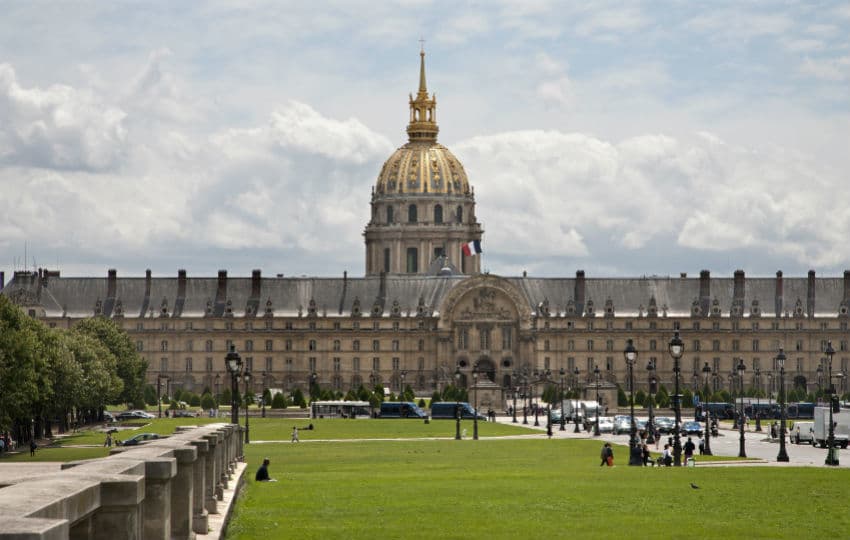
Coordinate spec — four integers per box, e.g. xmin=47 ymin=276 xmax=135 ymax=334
xmin=825 ymin=341 xmax=839 ymax=466
xmin=776 ymin=349 xmax=789 ymax=462
xmin=559 ymin=367 xmax=567 ymax=431
xmin=472 ymin=364 xmax=479 ymax=441
xmin=668 ymin=331 xmax=684 ymax=466
xmin=261 ymin=371 xmax=267 ymax=418
xmin=214 ymin=374 xmax=221 ymax=412
xmin=511 ymin=369 xmax=518 ymax=423
xmin=225 ymin=345 xmax=242 ymax=425
xmin=573 ymin=366 xmax=581 ymax=433
xmin=701 ymin=362 xmax=713 ymax=455
xmin=542 ymin=368 xmax=553 ymax=438
xmin=736 ymin=358 xmax=746 ymax=459
xmin=754 ymin=367 xmax=762 ymax=432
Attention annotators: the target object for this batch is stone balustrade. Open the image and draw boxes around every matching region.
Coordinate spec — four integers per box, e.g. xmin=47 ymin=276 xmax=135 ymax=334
xmin=0 ymin=423 xmax=244 ymax=540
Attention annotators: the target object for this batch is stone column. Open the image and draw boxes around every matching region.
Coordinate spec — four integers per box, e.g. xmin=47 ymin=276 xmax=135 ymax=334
xmin=204 ymin=432 xmax=222 ymax=510
xmin=189 ymin=439 xmax=210 ymax=535
xmin=142 ymin=458 xmax=177 ymax=540
xmin=170 ymin=446 xmax=198 ymax=540
xmin=89 ymin=475 xmax=145 ymax=540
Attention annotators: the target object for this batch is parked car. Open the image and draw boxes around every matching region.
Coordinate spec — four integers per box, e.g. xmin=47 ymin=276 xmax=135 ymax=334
xmin=172 ymin=410 xmax=197 ymax=418
xmin=120 ymin=433 xmax=160 ymax=446
xmin=102 ymin=411 xmax=116 ymax=423
xmin=680 ymin=421 xmax=703 ymax=437
xmin=595 ymin=417 xmax=614 ymax=433
xmin=116 ymin=410 xmax=154 ymax=420
xmin=613 ymin=415 xmax=632 ymax=435
xmin=654 ymin=417 xmax=675 ymax=433
xmin=791 ymin=421 xmax=814 ymax=445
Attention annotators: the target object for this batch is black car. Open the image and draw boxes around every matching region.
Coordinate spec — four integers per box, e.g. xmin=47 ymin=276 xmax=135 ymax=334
xmin=120 ymin=433 xmax=161 ymax=446
xmin=680 ymin=421 xmax=703 ymax=437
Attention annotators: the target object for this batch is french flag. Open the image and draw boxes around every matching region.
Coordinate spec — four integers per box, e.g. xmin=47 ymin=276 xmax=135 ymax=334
xmin=462 ymin=240 xmax=482 ymax=256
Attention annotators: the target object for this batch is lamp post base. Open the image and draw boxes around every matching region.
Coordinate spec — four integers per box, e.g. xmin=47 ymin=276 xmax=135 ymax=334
xmin=826 ymin=448 xmax=839 ymax=466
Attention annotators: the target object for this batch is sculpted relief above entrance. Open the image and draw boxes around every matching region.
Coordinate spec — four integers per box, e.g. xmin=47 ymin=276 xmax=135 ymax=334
xmin=456 ymin=287 xmax=514 ymax=321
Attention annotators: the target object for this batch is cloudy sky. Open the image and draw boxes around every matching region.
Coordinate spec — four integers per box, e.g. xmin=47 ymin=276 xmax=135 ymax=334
xmin=1 ymin=1 xmax=848 ymax=280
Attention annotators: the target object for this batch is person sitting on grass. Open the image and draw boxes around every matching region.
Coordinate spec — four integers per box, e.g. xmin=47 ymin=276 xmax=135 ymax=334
xmin=255 ymin=458 xmax=276 ymax=482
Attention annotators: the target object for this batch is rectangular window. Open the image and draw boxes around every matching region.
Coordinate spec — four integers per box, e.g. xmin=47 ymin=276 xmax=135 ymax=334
xmin=160 ymin=358 xmax=168 ymax=372
xmin=712 ymin=340 xmax=720 ymax=352
xmin=625 ymin=321 xmax=632 ymax=330
xmin=568 ymin=357 xmax=575 ymax=371
xmin=334 ymin=340 xmax=341 ymax=352
xmin=136 ymin=341 xmax=143 ymax=352
xmin=605 ymin=339 xmax=613 ymax=352
xmin=265 ymin=320 xmax=273 ymax=330
xmin=480 ymin=328 xmax=490 ymax=350
xmin=372 ymin=340 xmax=380 ymax=352
xmin=333 ymin=357 xmax=341 ymax=372
xmin=692 ymin=322 xmax=700 ymax=330
xmin=309 ymin=340 xmax=317 ymax=351
xmin=308 ymin=357 xmax=316 ymax=372
xmin=353 ymin=357 xmax=360 ymax=372
xmin=334 ymin=322 xmax=341 ymax=330
xmin=245 ymin=340 xmax=254 ymax=352
xmin=606 ymin=357 xmax=613 ymax=371
xmin=186 ymin=340 xmax=193 ymax=352
xmin=418 ymin=357 xmax=425 ymax=370
xmin=383 ymin=248 xmax=390 ymax=273
xmin=544 ymin=357 xmax=550 ymax=370
xmin=205 ymin=357 xmax=213 ymax=372
xmin=587 ymin=340 xmax=594 ymax=352
xmin=226 ymin=339 xmax=233 ymax=350
xmin=372 ymin=357 xmax=380 ymax=372
xmin=285 ymin=339 xmax=292 ymax=351
xmin=673 ymin=321 xmax=681 ymax=330
xmin=649 ymin=340 xmax=657 ymax=351
xmin=392 ymin=357 xmax=400 ymax=370
xmin=406 ymin=247 xmax=418 ymax=273
xmin=796 ymin=340 xmax=803 ymax=352
xmin=649 ymin=322 xmax=657 ymax=330
xmin=185 ymin=358 xmax=193 ymax=372
xmin=752 ymin=340 xmax=759 ymax=352
xmin=693 ymin=340 xmax=701 ymax=352
xmin=353 ymin=340 xmax=360 ymax=351
xmin=502 ymin=327 xmax=512 ymax=349
xmin=752 ymin=322 xmax=759 ymax=331
xmin=418 ymin=339 xmax=425 ymax=352
xmin=265 ymin=340 xmax=273 ymax=352
xmin=265 ymin=357 xmax=273 ymax=372
xmin=458 ymin=328 xmax=469 ymax=350
xmin=732 ymin=340 xmax=740 ymax=352
xmin=161 ymin=340 xmax=168 ymax=352
xmin=544 ymin=339 xmax=550 ymax=352
xmin=246 ymin=357 xmax=253 ymax=372
xmin=285 ymin=322 xmax=293 ymax=330
xmin=205 ymin=340 xmax=213 ymax=352
xmin=392 ymin=340 xmax=400 ymax=351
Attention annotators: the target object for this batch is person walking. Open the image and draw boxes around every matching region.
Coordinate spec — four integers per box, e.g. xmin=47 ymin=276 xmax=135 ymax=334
xmin=29 ymin=439 xmax=37 ymax=456
xmin=684 ymin=437 xmax=696 ymax=463
xmin=599 ymin=442 xmax=614 ymax=467
xmin=291 ymin=426 xmax=299 ymax=443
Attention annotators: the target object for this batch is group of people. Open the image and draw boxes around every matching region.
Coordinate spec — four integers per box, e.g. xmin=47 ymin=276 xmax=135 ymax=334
xmin=603 ymin=435 xmax=703 ymax=467
xmin=0 ymin=433 xmax=14 ymax=453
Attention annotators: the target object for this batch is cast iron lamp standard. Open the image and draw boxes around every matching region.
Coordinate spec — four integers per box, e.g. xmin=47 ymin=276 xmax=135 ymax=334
xmin=400 ymin=370 xmax=407 ymax=402
xmin=543 ymin=368 xmax=553 ymax=438
xmin=668 ymin=331 xmax=684 ymax=466
xmin=646 ymin=360 xmax=656 ymax=445
xmin=511 ymin=370 xmax=518 ymax=423
xmin=225 ymin=345 xmax=242 ymax=424
xmin=532 ymin=370 xmax=541 ymax=427
xmin=736 ymin=358 xmax=746 ymax=458
xmin=824 ymin=341 xmax=839 ymax=466
xmin=472 ymin=367 xmax=479 ymax=441
xmin=559 ymin=367 xmax=566 ymax=431
xmin=261 ymin=371 xmax=267 ymax=418
xmin=573 ymin=366 xmax=581 ymax=433
xmin=776 ymin=349 xmax=789 ymax=462
xmin=243 ymin=370 xmax=252 ymax=444
xmin=701 ymin=362 xmax=713 ymax=455
xmin=522 ymin=370 xmax=529 ymax=425
xmin=624 ymin=339 xmax=641 ymax=465
xmin=454 ymin=366 xmax=462 ymax=440
xmin=593 ymin=365 xmax=601 ymax=437
xmin=157 ymin=373 xmax=169 ymax=418
xmin=754 ymin=367 xmax=762 ymax=432
xmin=214 ymin=373 xmax=221 ymax=411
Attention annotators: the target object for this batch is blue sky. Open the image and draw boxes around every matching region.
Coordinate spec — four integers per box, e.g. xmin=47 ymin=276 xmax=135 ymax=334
xmin=0 ymin=1 xmax=848 ymax=280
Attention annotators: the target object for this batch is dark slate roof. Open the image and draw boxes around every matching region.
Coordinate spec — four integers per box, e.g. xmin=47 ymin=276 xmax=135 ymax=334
xmin=2 ymin=271 xmax=848 ymax=319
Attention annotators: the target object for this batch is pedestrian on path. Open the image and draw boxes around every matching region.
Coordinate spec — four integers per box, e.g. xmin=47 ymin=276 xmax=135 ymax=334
xmin=600 ymin=442 xmax=613 ymax=467
xmin=291 ymin=426 xmax=299 ymax=443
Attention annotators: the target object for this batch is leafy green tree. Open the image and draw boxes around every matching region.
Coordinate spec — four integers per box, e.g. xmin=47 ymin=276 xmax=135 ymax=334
xmin=271 ymin=392 xmax=287 ymax=408
xmin=542 ymin=383 xmax=558 ymax=404
xmin=431 ymin=391 xmax=441 ymax=405
xmin=0 ymin=296 xmax=44 ymax=434
xmin=634 ymin=389 xmax=646 ymax=407
xmin=656 ymin=385 xmax=670 ymax=408
xmin=144 ymin=384 xmax=158 ymax=406
xmin=221 ymin=387 xmax=232 ymax=406
xmin=74 ymin=317 xmax=147 ymax=407
xmin=617 ymin=385 xmax=627 ymax=406
xmin=682 ymin=388 xmax=694 ymax=408
xmin=189 ymin=393 xmax=201 ymax=407
xmin=291 ymin=388 xmax=307 ymax=408
xmin=67 ymin=330 xmax=123 ymax=419
xmin=200 ymin=392 xmax=216 ymax=410
xmin=418 ymin=398 xmax=426 ymax=408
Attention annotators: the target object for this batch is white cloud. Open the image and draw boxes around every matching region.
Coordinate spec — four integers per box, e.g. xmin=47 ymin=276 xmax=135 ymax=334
xmin=799 ymin=55 xmax=850 ymax=81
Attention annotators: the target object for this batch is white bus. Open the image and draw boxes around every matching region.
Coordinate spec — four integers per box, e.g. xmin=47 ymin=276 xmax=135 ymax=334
xmin=310 ymin=400 xmax=371 ymax=419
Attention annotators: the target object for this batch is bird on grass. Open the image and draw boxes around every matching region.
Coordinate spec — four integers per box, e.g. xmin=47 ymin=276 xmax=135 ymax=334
xmin=690 ymin=483 xmax=700 ymax=489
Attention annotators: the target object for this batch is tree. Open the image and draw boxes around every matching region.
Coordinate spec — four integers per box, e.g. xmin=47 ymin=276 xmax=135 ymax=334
xmin=682 ymin=388 xmax=694 ymax=408
xmin=0 ymin=296 xmax=44 ymax=435
xmin=635 ymin=389 xmax=647 ymax=407
xmin=271 ymin=392 xmax=287 ymax=409
xmin=656 ymin=385 xmax=670 ymax=408
xmin=74 ymin=317 xmax=147 ymax=407
xmin=220 ymin=387 xmax=232 ymax=406
xmin=617 ymin=385 xmax=627 ymax=406
xmin=291 ymin=388 xmax=307 ymax=408
xmin=200 ymin=392 xmax=216 ymax=410
xmin=418 ymin=398 xmax=426 ymax=408
xmin=541 ymin=383 xmax=558 ymax=404
xmin=144 ymin=384 xmax=158 ymax=406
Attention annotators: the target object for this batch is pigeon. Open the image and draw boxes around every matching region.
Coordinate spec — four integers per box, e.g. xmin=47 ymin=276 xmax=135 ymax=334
xmin=690 ymin=483 xmax=700 ymax=489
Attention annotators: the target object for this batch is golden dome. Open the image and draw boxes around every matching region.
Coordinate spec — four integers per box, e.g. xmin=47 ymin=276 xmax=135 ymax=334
xmin=374 ymin=48 xmax=470 ymax=196
xmin=375 ymin=142 xmax=470 ymax=195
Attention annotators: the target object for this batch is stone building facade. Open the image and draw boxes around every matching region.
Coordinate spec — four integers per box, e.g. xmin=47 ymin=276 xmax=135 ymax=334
xmin=3 ymin=52 xmax=850 ymax=409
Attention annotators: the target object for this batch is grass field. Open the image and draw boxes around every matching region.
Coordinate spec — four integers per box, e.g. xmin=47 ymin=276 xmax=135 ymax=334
xmin=226 ymin=423 xmax=850 ymax=540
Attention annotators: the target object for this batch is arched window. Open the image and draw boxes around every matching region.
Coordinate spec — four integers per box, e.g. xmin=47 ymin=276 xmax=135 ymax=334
xmin=386 ymin=206 xmax=394 ymax=224
xmin=456 ymin=206 xmax=463 ymax=223
xmin=408 ymin=204 xmax=418 ymax=223
xmin=434 ymin=204 xmax=443 ymax=224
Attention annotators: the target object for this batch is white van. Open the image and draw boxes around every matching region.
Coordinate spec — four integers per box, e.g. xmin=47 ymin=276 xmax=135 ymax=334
xmin=791 ymin=421 xmax=814 ymax=445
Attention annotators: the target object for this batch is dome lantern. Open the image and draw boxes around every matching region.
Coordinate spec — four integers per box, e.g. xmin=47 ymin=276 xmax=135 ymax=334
xmin=407 ymin=48 xmax=438 ymax=143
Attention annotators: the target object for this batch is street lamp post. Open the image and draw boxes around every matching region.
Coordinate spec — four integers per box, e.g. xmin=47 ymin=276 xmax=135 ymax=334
xmin=472 ymin=366 xmax=479 ymax=440
xmin=243 ymin=370 xmax=252 ymax=444
xmin=701 ymin=362 xmax=712 ymax=455
xmin=543 ymin=368 xmax=552 ymax=438
xmin=646 ymin=360 xmax=656 ymax=445
xmin=668 ymin=331 xmax=684 ymax=466
xmin=754 ymin=367 xmax=762 ymax=432
xmin=593 ymin=365 xmax=601 ymax=437
xmin=214 ymin=373 xmax=221 ymax=411
xmin=559 ymin=367 xmax=566 ymax=431
xmin=261 ymin=371 xmax=267 ymax=418
xmin=533 ymin=371 xmax=540 ymax=427
xmin=737 ymin=358 xmax=746 ymax=458
xmin=573 ymin=367 xmax=581 ymax=433
xmin=625 ymin=340 xmax=640 ymax=465
xmin=400 ymin=370 xmax=407 ymax=402
xmin=225 ymin=345 xmax=242 ymax=425
xmin=825 ymin=341 xmax=838 ymax=466
xmin=522 ymin=371 xmax=529 ymax=425
xmin=454 ymin=366 xmax=462 ymax=440
xmin=511 ymin=370 xmax=518 ymax=423
xmin=157 ymin=374 xmax=169 ymax=418
xmin=776 ymin=349 xmax=789 ymax=462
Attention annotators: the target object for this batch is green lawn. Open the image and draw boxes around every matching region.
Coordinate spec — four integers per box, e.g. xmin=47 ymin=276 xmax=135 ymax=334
xmin=228 ymin=434 xmax=850 ymax=539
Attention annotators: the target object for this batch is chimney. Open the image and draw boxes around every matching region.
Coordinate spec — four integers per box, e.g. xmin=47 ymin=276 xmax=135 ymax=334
xmin=177 ymin=269 xmax=187 ymax=297
xmin=251 ymin=269 xmax=262 ymax=298
xmin=807 ymin=269 xmax=816 ymax=318
xmin=575 ymin=270 xmax=586 ymax=314
xmin=217 ymin=270 xmax=227 ymax=299
xmin=107 ymin=269 xmax=117 ymax=298
xmin=699 ymin=270 xmax=710 ymax=316
xmin=732 ymin=270 xmax=745 ymax=317
xmin=775 ymin=270 xmax=783 ymax=318
xmin=844 ymin=270 xmax=850 ymax=301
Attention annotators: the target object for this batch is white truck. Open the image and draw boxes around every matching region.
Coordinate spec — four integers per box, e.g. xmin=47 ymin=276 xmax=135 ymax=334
xmin=812 ymin=406 xmax=850 ymax=449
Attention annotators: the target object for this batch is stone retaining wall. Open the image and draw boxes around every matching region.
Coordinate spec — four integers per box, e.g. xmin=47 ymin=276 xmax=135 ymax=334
xmin=0 ymin=423 xmax=244 ymax=540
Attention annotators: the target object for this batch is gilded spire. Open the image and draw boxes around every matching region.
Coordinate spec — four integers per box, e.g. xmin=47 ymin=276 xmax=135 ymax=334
xmin=407 ymin=46 xmax=438 ymax=143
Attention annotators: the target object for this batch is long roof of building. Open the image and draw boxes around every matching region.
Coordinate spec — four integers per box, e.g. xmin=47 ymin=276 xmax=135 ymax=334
xmin=3 ymin=269 xmax=849 ymax=320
